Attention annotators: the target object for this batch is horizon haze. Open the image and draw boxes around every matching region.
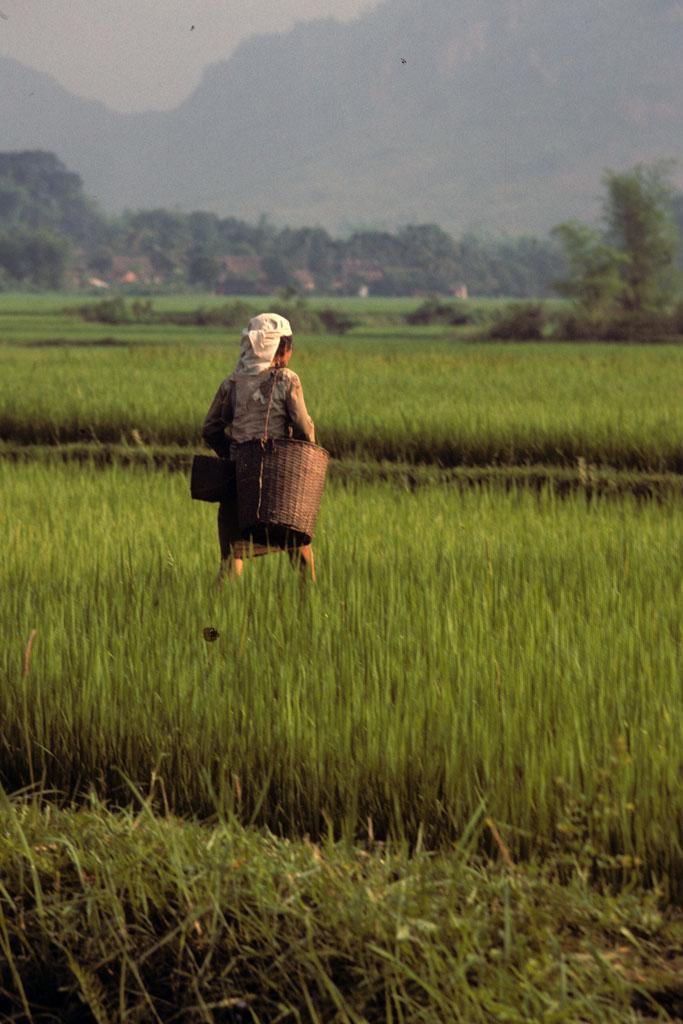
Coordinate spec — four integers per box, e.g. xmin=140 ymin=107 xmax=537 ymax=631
xmin=1 ymin=0 xmax=682 ymax=235
xmin=0 ymin=0 xmax=381 ymax=112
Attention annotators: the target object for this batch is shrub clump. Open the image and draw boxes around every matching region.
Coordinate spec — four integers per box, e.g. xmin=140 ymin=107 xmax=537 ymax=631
xmin=68 ymin=295 xmax=131 ymax=324
xmin=269 ymin=298 xmax=355 ymax=335
xmin=554 ymin=309 xmax=683 ymax=342
xmin=160 ymin=300 xmax=253 ymax=328
xmin=486 ymin=302 xmax=546 ymax=340
xmin=316 ymin=306 xmax=356 ymax=334
xmin=65 ymin=297 xmax=356 ymax=334
xmin=405 ymin=296 xmax=471 ymax=326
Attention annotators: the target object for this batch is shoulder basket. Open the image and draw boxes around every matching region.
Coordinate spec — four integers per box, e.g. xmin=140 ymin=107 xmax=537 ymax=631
xmin=234 ymin=438 xmax=329 ymax=547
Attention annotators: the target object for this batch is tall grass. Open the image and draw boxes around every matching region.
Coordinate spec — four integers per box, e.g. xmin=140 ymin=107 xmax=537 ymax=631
xmin=2 ymin=793 xmax=679 ymax=1023
xmin=1 ymin=340 xmax=682 ymax=469
xmin=2 ymin=462 xmax=681 ymax=881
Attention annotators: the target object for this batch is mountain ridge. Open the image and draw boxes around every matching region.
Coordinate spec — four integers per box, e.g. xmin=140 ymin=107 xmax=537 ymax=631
xmin=1 ymin=0 xmax=682 ymax=233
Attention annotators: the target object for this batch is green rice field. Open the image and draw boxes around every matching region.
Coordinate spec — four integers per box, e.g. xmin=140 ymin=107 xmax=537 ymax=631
xmin=3 ymin=461 xmax=682 ymax=871
xmin=1 ymin=294 xmax=682 ymax=1021
xmin=1 ymin=291 xmax=682 ymax=473
xmin=1 ymin=337 xmax=682 ymax=470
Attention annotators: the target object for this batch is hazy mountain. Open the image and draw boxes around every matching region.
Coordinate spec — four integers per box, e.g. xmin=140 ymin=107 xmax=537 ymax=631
xmin=1 ymin=0 xmax=682 ymax=233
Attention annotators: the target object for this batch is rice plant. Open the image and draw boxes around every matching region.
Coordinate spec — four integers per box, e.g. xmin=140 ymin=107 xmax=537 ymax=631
xmin=1 ymin=338 xmax=682 ymax=469
xmin=2 ymin=462 xmax=681 ymax=883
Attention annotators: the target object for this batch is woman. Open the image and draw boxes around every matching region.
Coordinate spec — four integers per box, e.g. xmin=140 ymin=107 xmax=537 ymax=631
xmin=202 ymin=312 xmax=316 ymax=581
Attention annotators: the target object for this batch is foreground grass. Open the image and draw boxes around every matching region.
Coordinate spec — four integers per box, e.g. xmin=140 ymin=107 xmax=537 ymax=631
xmin=1 ymin=339 xmax=682 ymax=470
xmin=2 ymin=462 xmax=682 ymax=885
xmin=1 ymin=793 xmax=682 ymax=1023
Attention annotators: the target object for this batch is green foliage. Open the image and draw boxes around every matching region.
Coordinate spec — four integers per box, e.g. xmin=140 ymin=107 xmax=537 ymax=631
xmin=159 ymin=300 xmax=253 ymax=328
xmin=672 ymin=191 xmax=683 ymax=266
xmin=186 ymin=248 xmax=220 ymax=287
xmin=0 ymin=230 xmax=70 ymax=289
xmin=63 ymin=295 xmax=356 ymax=333
xmin=316 ymin=306 xmax=356 ymax=334
xmin=405 ymin=296 xmax=471 ymax=325
xmin=130 ymin=297 xmax=155 ymax=321
xmin=603 ymin=164 xmax=681 ymax=313
xmin=1 ymin=795 xmax=681 ymax=1022
xmin=0 ymin=150 xmax=107 ymax=248
xmin=555 ymin=309 xmax=682 ymax=342
xmin=551 ymin=222 xmax=624 ymax=315
xmin=486 ymin=302 xmax=546 ymax=340
xmin=553 ymin=164 xmax=682 ymax=326
xmin=266 ymin=295 xmax=355 ymax=334
xmin=0 ymin=149 xmax=571 ymax=297
xmin=68 ymin=295 xmax=130 ymax=324
xmin=458 ymin=233 xmax=567 ymax=298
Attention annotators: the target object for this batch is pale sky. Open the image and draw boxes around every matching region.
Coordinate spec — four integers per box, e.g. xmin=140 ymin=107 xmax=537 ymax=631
xmin=0 ymin=0 xmax=382 ymax=111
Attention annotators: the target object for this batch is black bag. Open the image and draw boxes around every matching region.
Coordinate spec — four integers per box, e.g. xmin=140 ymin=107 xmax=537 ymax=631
xmin=190 ymin=455 xmax=237 ymax=503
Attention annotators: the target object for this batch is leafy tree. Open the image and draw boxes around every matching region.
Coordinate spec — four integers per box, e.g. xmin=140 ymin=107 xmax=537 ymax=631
xmin=260 ymin=253 xmax=297 ymax=290
xmin=553 ymin=164 xmax=681 ymax=319
xmin=187 ymin=249 xmax=219 ymax=287
xmin=0 ymin=185 xmax=23 ymax=221
xmin=602 ymin=164 xmax=680 ymax=312
xmin=4 ymin=148 xmax=644 ymax=298
xmin=0 ymin=151 xmax=108 ymax=248
xmin=89 ymin=246 xmax=113 ymax=276
xmin=271 ymin=227 xmax=337 ymax=290
xmin=671 ymin=193 xmax=683 ymax=266
xmin=217 ymin=216 xmax=262 ymax=254
xmin=551 ymin=221 xmax=624 ymax=314
xmin=0 ymin=230 xmax=70 ymax=288
xmin=487 ymin=302 xmax=546 ymax=341
xmin=457 ymin=233 xmax=564 ymax=298
xmin=397 ymin=224 xmax=460 ymax=289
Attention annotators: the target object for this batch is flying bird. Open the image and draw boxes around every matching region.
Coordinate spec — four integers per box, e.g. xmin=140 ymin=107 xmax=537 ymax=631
xmin=190 ymin=24 xmax=195 ymax=30
xmin=400 ymin=57 xmax=407 ymax=64
xmin=0 ymin=10 xmax=9 ymax=20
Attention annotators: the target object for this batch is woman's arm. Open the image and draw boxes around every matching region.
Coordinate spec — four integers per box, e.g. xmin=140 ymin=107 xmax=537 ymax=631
xmin=201 ymin=379 xmax=234 ymax=458
xmin=285 ymin=373 xmax=315 ymax=443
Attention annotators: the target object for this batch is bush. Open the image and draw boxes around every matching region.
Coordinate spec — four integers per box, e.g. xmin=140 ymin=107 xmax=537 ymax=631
xmin=268 ymin=299 xmax=349 ymax=335
xmin=405 ymin=297 xmax=471 ymax=326
xmin=161 ymin=301 xmax=253 ymax=328
xmin=667 ymin=300 xmax=683 ymax=336
xmin=272 ymin=300 xmax=323 ymax=334
xmin=68 ymin=296 xmax=131 ymax=324
xmin=316 ymin=307 xmax=356 ymax=335
xmin=130 ymin=298 xmax=156 ymax=322
xmin=66 ymin=296 xmax=356 ymax=335
xmin=486 ymin=303 xmax=546 ymax=340
xmin=554 ymin=310 xmax=682 ymax=342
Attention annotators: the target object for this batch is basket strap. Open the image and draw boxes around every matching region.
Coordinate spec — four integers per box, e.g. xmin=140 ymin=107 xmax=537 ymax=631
xmin=262 ymin=368 xmax=282 ymax=444
xmin=256 ymin=369 xmax=283 ymax=520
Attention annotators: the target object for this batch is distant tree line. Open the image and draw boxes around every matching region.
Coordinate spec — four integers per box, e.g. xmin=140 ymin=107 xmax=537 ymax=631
xmin=393 ymin=163 xmax=683 ymax=342
xmin=0 ymin=151 xmax=567 ymax=296
xmin=1 ymin=152 xmax=682 ymax=315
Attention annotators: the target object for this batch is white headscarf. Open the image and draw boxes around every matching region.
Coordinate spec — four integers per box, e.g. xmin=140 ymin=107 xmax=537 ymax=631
xmin=233 ymin=312 xmax=293 ymax=376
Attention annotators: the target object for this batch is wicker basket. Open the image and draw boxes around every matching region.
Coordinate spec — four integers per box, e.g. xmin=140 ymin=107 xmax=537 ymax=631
xmin=234 ymin=438 xmax=329 ymax=547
